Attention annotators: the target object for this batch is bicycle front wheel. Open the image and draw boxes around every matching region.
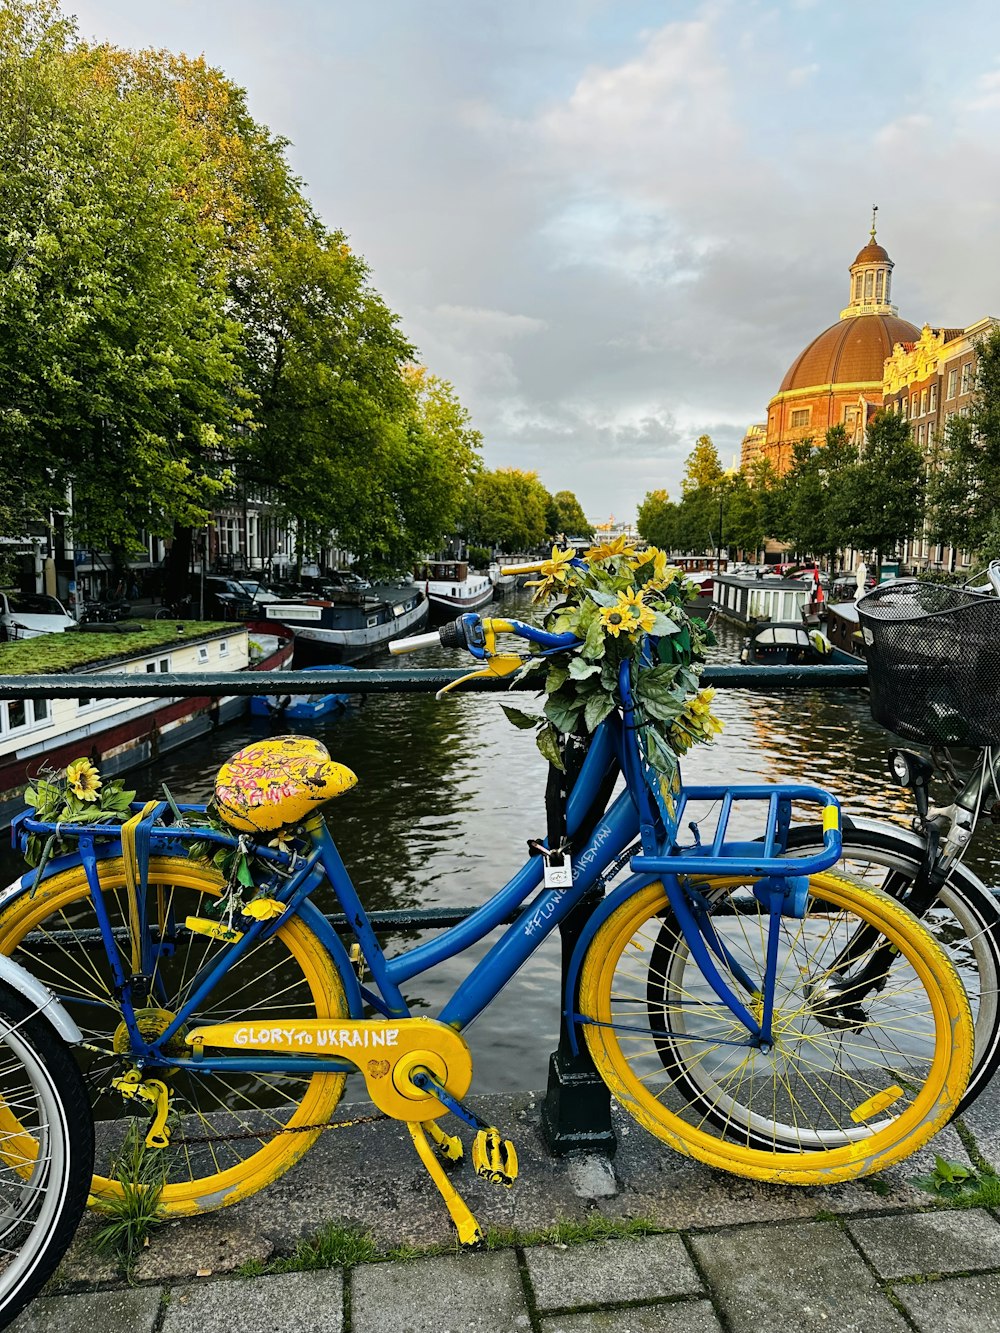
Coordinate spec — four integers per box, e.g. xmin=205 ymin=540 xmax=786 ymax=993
xmin=0 ymin=985 xmax=93 ymax=1326
xmin=579 ymin=872 xmax=972 ymax=1183
xmin=0 ymin=857 xmax=348 ymax=1217
xmin=782 ymin=820 xmax=1000 ymax=1116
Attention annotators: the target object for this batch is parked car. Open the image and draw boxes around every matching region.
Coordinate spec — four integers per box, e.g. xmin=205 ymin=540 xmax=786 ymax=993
xmin=0 ymin=591 xmax=76 ymax=641
xmin=201 ymin=577 xmax=281 ymax=619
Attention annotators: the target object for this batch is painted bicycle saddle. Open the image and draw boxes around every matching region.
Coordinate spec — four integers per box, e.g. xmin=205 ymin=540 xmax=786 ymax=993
xmin=214 ymin=735 xmax=358 ymax=834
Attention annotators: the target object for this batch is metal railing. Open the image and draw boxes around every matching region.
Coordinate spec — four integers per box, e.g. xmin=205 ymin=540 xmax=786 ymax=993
xmin=0 ymin=659 xmax=868 ymax=1155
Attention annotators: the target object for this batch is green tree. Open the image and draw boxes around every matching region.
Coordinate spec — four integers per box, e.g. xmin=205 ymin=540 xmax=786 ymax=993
xmin=929 ymin=325 xmax=1000 ymax=561
xmin=547 ymin=489 xmax=592 ymax=540
xmin=636 ymin=488 xmax=677 ymax=550
xmin=463 ymin=468 xmax=550 ymax=552
xmin=839 ymin=413 xmax=924 ymax=574
xmin=0 ymin=1 xmax=245 ymax=567
xmin=773 ymin=427 xmax=854 ymax=567
xmin=681 ymin=435 xmax=724 ymax=494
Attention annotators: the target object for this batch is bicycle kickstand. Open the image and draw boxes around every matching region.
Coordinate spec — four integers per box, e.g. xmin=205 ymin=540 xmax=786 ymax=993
xmin=407 ymin=1122 xmax=482 ymax=1247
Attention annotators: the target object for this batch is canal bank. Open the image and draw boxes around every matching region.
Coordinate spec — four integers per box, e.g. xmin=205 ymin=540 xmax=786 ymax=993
xmin=16 ymin=1078 xmax=1000 ymax=1332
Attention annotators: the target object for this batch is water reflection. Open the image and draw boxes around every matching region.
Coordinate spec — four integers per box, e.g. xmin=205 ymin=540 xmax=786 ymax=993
xmin=3 ymin=601 xmax=997 ymax=1093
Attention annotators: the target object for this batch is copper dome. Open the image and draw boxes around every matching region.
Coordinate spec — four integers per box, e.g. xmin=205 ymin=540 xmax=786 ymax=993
xmin=853 ymin=241 xmax=890 ymax=265
xmin=778 ymin=314 xmax=920 ymax=393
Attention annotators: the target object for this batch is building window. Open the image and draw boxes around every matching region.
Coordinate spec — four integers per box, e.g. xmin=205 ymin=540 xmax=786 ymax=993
xmin=842 ymin=404 xmax=858 ymax=425
xmin=900 ymin=398 xmax=908 ymax=421
xmin=961 ymin=362 xmax=972 ymax=394
xmin=920 ymin=390 xmax=928 ymax=416
xmin=790 ymin=407 xmax=811 ymax=428
xmin=218 ymin=641 xmax=229 ymax=658
xmin=910 ymin=394 xmax=918 ymax=417
xmin=197 ymin=646 xmax=210 ymax=663
xmin=929 ymin=384 xmax=938 ymax=412
xmin=864 ymin=270 xmax=874 ymax=299
xmin=917 ymin=424 xmax=925 ymax=445
xmin=947 ymin=368 xmax=958 ymax=399
xmin=854 ymin=275 xmax=862 ymax=301
xmin=876 ymin=270 xmax=884 ymax=301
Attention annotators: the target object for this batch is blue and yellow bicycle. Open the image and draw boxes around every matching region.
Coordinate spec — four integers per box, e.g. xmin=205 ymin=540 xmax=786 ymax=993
xmin=0 ymin=589 xmax=973 ymax=1242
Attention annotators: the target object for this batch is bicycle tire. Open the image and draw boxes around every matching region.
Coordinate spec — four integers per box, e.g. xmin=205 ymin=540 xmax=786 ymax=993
xmin=0 ymin=985 xmax=93 ymax=1326
xmin=579 ymin=872 xmax=972 ymax=1183
xmin=0 ymin=857 xmax=348 ymax=1217
xmin=781 ymin=820 xmax=1000 ymax=1117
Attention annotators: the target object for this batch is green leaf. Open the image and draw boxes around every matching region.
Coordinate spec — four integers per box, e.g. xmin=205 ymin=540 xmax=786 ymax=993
xmin=585 ymin=587 xmax=619 ymax=607
xmin=582 ymin=617 xmax=606 ymax=660
xmin=500 ymin=704 xmax=541 ymax=730
xmin=24 ymin=788 xmax=38 ymax=806
xmin=535 ymin=722 xmax=566 ymax=772
xmin=568 ymin=658 xmax=600 ymax=680
xmin=584 ymin=692 xmax=615 ymax=732
xmin=650 ymin=611 xmax=680 ymax=636
xmin=544 ymin=689 xmax=584 ymax=734
xmin=545 ymin=663 xmax=570 ymax=693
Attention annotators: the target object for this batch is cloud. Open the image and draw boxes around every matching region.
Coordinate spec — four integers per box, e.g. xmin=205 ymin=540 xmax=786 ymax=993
xmin=787 ymin=63 xmax=819 ymax=87
xmin=963 ymin=66 xmax=1000 ymax=112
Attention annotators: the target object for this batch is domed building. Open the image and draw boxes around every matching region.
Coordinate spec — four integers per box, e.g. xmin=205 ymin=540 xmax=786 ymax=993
xmin=761 ymin=227 xmax=921 ymax=472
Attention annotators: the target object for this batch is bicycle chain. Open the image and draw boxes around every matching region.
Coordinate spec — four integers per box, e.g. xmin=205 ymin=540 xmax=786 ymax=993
xmin=172 ymin=1110 xmax=389 ymax=1148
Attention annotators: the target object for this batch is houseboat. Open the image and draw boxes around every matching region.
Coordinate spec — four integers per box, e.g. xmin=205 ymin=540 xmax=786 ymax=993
xmin=416 ymin=560 xmax=494 ymax=621
xmin=262 ymin=582 xmax=428 ymax=665
xmin=712 ymin=571 xmax=813 ymax=628
xmin=0 ymin=622 xmax=293 ymax=829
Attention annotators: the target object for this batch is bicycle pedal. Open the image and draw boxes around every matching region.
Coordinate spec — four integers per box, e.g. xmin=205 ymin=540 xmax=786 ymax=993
xmin=472 ymin=1128 xmax=518 ymax=1186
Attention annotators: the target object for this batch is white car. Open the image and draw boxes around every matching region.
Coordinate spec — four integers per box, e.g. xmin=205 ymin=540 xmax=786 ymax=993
xmin=0 ymin=591 xmax=77 ymax=641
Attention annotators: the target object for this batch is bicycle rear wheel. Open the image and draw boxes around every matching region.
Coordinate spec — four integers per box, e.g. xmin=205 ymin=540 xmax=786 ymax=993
xmin=0 ymin=985 xmax=93 ymax=1325
xmin=0 ymin=857 xmax=348 ymax=1217
xmin=579 ymin=872 xmax=972 ymax=1182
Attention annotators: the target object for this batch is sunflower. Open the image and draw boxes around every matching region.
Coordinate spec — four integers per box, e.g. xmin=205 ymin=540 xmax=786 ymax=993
xmin=599 ymin=603 xmax=640 ymax=638
xmin=66 ymin=757 xmax=102 ymax=802
xmin=639 ymin=547 xmax=681 ymax=591
xmin=527 ymin=545 xmax=578 ymax=602
xmin=585 ymin=534 xmax=637 ymax=562
xmin=618 ymin=588 xmax=656 ymax=633
xmin=670 ymin=688 xmax=724 ymax=753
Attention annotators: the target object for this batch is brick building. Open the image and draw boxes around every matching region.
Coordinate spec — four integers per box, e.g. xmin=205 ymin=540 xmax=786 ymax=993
xmin=759 ymin=226 xmax=920 ymax=473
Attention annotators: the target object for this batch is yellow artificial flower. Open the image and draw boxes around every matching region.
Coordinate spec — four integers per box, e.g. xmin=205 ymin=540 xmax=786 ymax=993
xmin=618 ymin=588 xmax=656 ymax=633
xmin=643 ymin=548 xmax=681 ymax=591
xmin=599 ymin=604 xmax=639 ymax=638
xmin=527 ymin=545 xmax=578 ymax=602
xmin=586 ymin=535 xmax=637 ymax=562
xmin=66 ymin=757 xmax=102 ymax=802
xmin=670 ymin=688 xmax=724 ymax=753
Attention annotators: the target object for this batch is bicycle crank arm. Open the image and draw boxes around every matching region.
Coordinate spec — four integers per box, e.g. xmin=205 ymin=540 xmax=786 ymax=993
xmin=185 ymin=1016 xmax=473 ymax=1121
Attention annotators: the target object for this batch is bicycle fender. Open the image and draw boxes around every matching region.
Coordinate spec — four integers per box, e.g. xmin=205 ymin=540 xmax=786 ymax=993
xmin=562 ymin=870 xmax=661 ymax=1056
xmin=290 ymin=898 xmax=364 ymax=1018
xmin=0 ymin=953 xmax=84 ymax=1046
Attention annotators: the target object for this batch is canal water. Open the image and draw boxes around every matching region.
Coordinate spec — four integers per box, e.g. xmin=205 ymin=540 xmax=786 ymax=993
xmin=4 ymin=597 xmax=999 ymax=1094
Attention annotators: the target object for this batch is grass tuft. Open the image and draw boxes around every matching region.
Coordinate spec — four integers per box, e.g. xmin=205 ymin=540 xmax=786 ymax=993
xmin=90 ymin=1123 xmax=168 ymax=1277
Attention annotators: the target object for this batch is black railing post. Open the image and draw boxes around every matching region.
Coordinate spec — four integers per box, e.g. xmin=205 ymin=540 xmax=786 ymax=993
xmin=540 ymin=884 xmax=616 ymax=1156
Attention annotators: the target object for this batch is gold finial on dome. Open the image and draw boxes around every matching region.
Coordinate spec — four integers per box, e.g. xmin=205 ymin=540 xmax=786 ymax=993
xmin=870 ymin=203 xmax=878 ymax=242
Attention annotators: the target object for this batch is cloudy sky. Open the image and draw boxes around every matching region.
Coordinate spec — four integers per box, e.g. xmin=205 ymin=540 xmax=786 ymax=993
xmin=67 ymin=0 xmax=1000 ymax=523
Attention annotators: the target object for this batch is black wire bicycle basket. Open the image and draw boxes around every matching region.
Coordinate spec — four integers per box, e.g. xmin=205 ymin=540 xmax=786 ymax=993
xmin=857 ymin=580 xmax=1000 ymax=747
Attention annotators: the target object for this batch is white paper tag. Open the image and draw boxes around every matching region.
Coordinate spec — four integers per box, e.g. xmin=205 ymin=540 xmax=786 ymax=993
xmin=543 ymin=855 xmax=573 ymax=890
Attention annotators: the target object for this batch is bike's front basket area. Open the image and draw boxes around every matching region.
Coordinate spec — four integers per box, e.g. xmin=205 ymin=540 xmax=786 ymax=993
xmin=857 ymin=580 xmax=1000 ymax=746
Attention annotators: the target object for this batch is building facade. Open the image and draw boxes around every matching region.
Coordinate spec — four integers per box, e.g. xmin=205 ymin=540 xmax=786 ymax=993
xmin=759 ymin=228 xmax=920 ymax=474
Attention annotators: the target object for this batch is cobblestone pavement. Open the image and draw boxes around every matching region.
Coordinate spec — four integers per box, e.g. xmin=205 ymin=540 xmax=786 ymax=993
xmin=13 ymin=1092 xmax=1000 ymax=1333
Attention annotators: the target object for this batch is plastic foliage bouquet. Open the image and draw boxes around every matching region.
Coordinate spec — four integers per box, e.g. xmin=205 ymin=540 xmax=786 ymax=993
xmin=22 ymin=758 xmax=137 ymax=876
xmin=504 ymin=538 xmax=721 ymax=776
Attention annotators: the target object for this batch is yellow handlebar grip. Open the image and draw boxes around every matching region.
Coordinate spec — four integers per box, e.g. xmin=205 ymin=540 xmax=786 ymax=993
xmin=822 ymin=805 xmax=840 ymax=833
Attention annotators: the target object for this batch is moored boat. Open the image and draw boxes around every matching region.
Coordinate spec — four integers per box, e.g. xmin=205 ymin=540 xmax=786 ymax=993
xmin=0 ymin=621 xmax=293 ymax=829
xmin=261 ymin=582 xmax=428 ymax=665
xmin=250 ymin=663 xmax=355 ymax=720
xmin=416 ymin=560 xmax=494 ymax=621
xmin=738 ymin=620 xmax=855 ymax=666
